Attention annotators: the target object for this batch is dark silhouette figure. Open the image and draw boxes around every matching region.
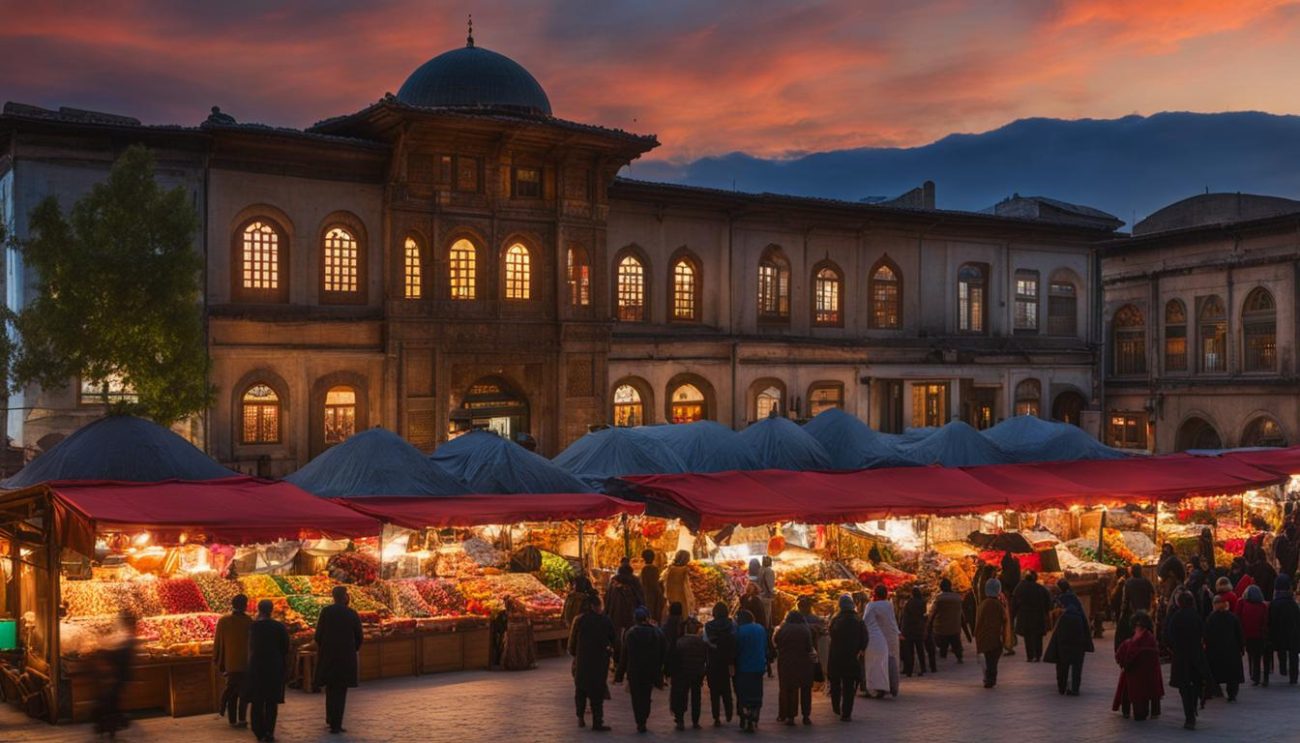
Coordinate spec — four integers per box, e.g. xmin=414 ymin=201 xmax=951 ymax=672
xmin=244 ymin=600 xmax=290 ymax=743
xmin=315 ymin=585 xmax=364 ymax=734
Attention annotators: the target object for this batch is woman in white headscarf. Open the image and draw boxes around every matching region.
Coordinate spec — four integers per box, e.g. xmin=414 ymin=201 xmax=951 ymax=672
xmin=862 ymin=583 xmax=901 ymax=697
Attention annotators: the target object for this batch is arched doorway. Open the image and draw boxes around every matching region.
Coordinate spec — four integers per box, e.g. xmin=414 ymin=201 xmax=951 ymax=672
xmin=1175 ymin=416 xmax=1222 ymax=452
xmin=1051 ymin=391 xmax=1087 ymax=427
xmin=462 ymin=376 xmax=529 ymax=439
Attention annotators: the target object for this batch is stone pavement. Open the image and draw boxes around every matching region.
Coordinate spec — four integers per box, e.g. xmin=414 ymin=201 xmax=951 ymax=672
xmin=2 ymin=632 xmax=1297 ymax=743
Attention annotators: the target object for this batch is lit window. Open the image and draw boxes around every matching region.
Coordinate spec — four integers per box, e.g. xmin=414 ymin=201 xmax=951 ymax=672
xmin=869 ymin=261 xmax=901 ymax=329
xmin=1048 ymin=277 xmax=1077 ymax=335
xmin=958 ymin=263 xmax=986 ymax=333
xmin=79 ymin=372 xmax=138 ymax=406
xmin=1164 ymin=300 xmax=1187 ymax=372
xmin=505 ymin=243 xmax=531 ymax=300
xmin=911 ymin=383 xmax=948 ymax=428
xmin=241 ymin=221 xmax=280 ymax=292
xmin=1108 ymin=412 xmax=1148 ymax=449
xmin=672 ymin=258 xmax=697 ymax=321
xmin=612 ymin=384 xmax=644 ymax=427
xmin=813 ymin=266 xmax=842 ymax=326
xmin=567 ymin=247 xmax=590 ymax=306
xmin=807 ymin=383 xmax=844 ymax=417
xmin=449 ymin=239 xmax=477 ymax=300
xmin=1112 ymin=304 xmax=1146 ymax=375
xmin=617 ymin=254 xmax=645 ymax=322
xmin=241 ymin=384 xmax=280 ymax=444
xmin=755 ymin=386 xmax=782 ymax=419
xmin=1014 ymin=378 xmax=1041 ymax=417
xmin=1014 ymin=270 xmax=1039 ymax=331
xmin=323 ymin=227 xmax=358 ymax=294
xmin=404 ymin=236 xmax=422 ymax=299
xmin=757 ymin=249 xmax=790 ymax=320
xmin=1242 ymin=288 xmax=1276 ymax=372
xmin=669 ymin=383 xmax=705 ymax=423
xmin=324 ymin=386 xmax=356 ymax=445
xmin=1242 ymin=416 xmax=1287 ymax=447
xmin=1198 ymin=295 xmax=1226 ymax=373
xmin=513 ymin=167 xmax=541 ymax=198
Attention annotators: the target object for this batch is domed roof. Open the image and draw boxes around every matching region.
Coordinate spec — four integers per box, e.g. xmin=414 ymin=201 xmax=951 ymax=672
xmin=396 ymin=41 xmax=552 ymax=116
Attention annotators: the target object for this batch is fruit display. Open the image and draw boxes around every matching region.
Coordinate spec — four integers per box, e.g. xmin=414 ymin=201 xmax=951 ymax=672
xmin=538 ymin=551 xmax=575 ymax=593
xmin=856 ymin=565 xmax=916 ymax=592
xmin=383 ymin=580 xmax=433 ymax=618
xmin=406 ymin=577 xmax=468 ymax=616
xmin=137 ymin=613 xmax=220 ymax=647
xmin=309 ymin=574 xmax=339 ymax=596
xmin=62 ymin=580 xmax=163 ymax=618
xmin=272 ymin=575 xmax=314 ymax=595
xmin=688 ymin=563 xmax=739 ymax=606
xmin=326 ymin=552 xmax=380 ymax=585
xmin=156 ymin=578 xmax=210 ymax=614
xmin=191 ymin=571 xmax=241 ymax=611
xmin=239 ymin=574 xmax=285 ymax=598
xmin=460 ymin=573 xmax=564 ymax=621
xmin=977 ymin=551 xmax=1044 ymax=573
xmin=777 ymin=578 xmax=861 ymax=609
xmin=286 ymin=594 xmax=330 ymax=626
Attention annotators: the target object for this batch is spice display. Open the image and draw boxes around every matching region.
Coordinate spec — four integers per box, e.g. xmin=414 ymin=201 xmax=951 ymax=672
xmin=156 ymin=578 xmax=210 ymax=614
xmin=538 ymin=551 xmax=575 ymax=593
xmin=326 ymin=552 xmax=380 ymax=585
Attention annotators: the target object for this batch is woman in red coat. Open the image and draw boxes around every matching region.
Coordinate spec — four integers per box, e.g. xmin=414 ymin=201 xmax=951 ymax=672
xmin=1236 ymin=584 xmax=1271 ymax=685
xmin=1113 ymin=612 xmax=1164 ymax=721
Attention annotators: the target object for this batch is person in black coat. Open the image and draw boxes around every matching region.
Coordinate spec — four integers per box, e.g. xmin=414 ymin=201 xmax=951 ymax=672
xmin=617 ymin=607 xmax=667 ymax=733
xmin=1203 ymin=593 xmax=1244 ymax=702
xmin=244 ymin=600 xmax=290 ymax=743
xmin=314 ymin=586 xmax=364 ymax=735
xmin=1269 ymin=573 xmax=1300 ymax=684
xmin=1277 ymin=524 xmax=1299 ymax=581
xmin=668 ymin=618 xmax=709 ymax=730
xmin=1166 ymin=591 xmax=1211 ymax=730
xmin=899 ymin=586 xmax=928 ymax=677
xmin=702 ymin=602 xmax=737 ymax=726
xmin=999 ymin=551 xmax=1021 ymax=599
xmin=827 ymin=594 xmax=868 ymax=721
xmin=1044 ymin=580 xmax=1093 ymax=696
xmin=568 ymin=594 xmax=616 ymax=731
xmin=1012 ymin=570 xmax=1051 ymax=662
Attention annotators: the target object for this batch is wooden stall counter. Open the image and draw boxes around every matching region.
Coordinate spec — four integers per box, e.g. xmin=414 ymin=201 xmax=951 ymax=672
xmin=62 ymin=655 xmax=217 ymax=722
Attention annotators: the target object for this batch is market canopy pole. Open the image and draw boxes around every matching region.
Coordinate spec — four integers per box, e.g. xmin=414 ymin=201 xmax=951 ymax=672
xmin=621 ymin=514 xmax=630 ymax=558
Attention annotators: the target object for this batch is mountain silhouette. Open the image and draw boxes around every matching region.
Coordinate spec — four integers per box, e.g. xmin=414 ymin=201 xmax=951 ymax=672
xmin=628 ymin=112 xmax=1300 ymax=229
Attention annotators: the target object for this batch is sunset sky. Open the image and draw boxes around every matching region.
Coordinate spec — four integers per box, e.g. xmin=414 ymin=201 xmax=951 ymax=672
xmin=4 ymin=0 xmax=1299 ymax=162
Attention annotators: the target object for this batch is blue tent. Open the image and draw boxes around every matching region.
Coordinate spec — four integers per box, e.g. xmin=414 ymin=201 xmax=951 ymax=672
xmin=553 ymin=427 xmax=687 ymax=485
xmin=2 ymin=415 xmax=238 ymax=488
xmin=802 ymin=408 xmax=916 ymax=469
xmin=287 ymin=428 xmax=469 ymax=497
xmin=736 ymin=416 xmax=833 ymax=471
xmin=898 ymin=420 xmax=1013 ymax=467
xmin=982 ymin=415 xmax=1128 ymax=463
xmin=637 ymin=421 xmax=760 ymax=473
xmin=431 ymin=430 xmax=594 ymax=493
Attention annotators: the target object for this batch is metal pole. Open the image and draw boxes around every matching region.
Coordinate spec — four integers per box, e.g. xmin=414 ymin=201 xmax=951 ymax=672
xmin=46 ymin=497 xmax=61 ymax=723
xmin=577 ymin=520 xmax=585 ymax=567
xmin=1096 ymin=508 xmax=1108 ymax=563
xmin=622 ymin=514 xmax=630 ymax=559
xmin=1152 ymin=501 xmax=1160 ymax=550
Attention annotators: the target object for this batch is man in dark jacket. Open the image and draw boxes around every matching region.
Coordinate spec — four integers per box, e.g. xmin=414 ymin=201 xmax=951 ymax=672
xmin=1012 ymin=570 xmax=1051 ymax=662
xmin=703 ymin=602 xmax=737 ymax=726
xmin=1269 ymin=573 xmax=1300 ymax=684
xmin=617 ymin=607 xmax=667 ymax=733
xmin=568 ymin=594 xmax=616 ymax=731
xmin=1123 ymin=564 xmax=1155 ymax=616
xmin=213 ymin=593 xmax=252 ymax=728
xmin=999 ymin=551 xmax=1021 ymax=598
xmin=640 ymin=549 xmax=665 ymax=622
xmin=900 ymin=586 xmax=928 ymax=676
xmin=1156 ymin=544 xmax=1185 ymax=600
xmin=1250 ymin=552 xmax=1279 ymax=602
xmin=827 ymin=594 xmax=868 ymax=721
xmin=1203 ymin=593 xmax=1244 ymax=701
xmin=245 ymin=600 xmax=290 ymax=743
xmin=606 ymin=563 xmax=643 ymax=682
xmin=668 ymin=618 xmax=709 ymax=730
xmin=929 ymin=578 xmax=965 ymax=664
xmin=1044 ymin=581 xmax=1093 ymax=696
xmin=314 ymin=586 xmax=363 ymax=735
xmin=1166 ymin=591 xmax=1210 ymax=730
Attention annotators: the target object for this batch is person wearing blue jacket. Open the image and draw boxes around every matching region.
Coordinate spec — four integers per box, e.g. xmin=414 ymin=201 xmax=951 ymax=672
xmin=734 ymin=608 xmax=769 ymax=733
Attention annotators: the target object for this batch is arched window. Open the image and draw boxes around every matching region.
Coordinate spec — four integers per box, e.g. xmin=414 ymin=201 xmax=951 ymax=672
xmin=957 ymin=263 xmax=987 ymax=333
xmin=616 ymin=253 xmax=646 ymax=322
xmin=1242 ymin=416 xmax=1288 ymax=447
xmin=449 ymin=238 xmax=477 ymax=300
xmin=1014 ymin=269 xmax=1039 ymax=332
xmin=807 ymin=382 xmax=844 ymax=417
xmin=240 ymin=384 xmax=281 ymax=444
xmin=812 ymin=263 xmax=843 ymax=327
xmin=671 ymin=254 xmax=699 ymax=321
xmin=669 ymin=383 xmax=706 ymax=424
xmin=237 ymin=220 xmax=287 ymax=302
xmin=869 ymin=259 xmax=901 ymax=329
xmin=403 ymin=236 xmax=423 ymax=299
xmin=757 ymin=247 xmax=790 ymax=321
xmin=1164 ymin=300 xmax=1187 ymax=372
xmin=1242 ymin=287 xmax=1276 ymax=372
xmin=1047 ymin=274 xmax=1078 ymax=336
xmin=756 ymin=386 xmax=783 ymax=419
xmin=1112 ymin=304 xmax=1146 ymax=375
xmin=504 ymin=243 xmax=531 ymax=300
xmin=567 ymin=246 xmax=590 ymax=307
xmin=1199 ymin=295 xmax=1227 ymax=373
xmin=322 ymin=226 xmax=359 ymax=296
xmin=1175 ymin=416 xmax=1222 ymax=452
xmin=612 ymin=384 xmax=644 ymax=427
xmin=1014 ymin=378 xmax=1041 ymax=417
xmin=1052 ymin=390 xmax=1086 ymax=427
xmin=324 ymin=386 xmax=357 ymax=445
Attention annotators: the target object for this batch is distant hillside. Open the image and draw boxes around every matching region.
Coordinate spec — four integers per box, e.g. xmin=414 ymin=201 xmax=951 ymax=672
xmin=628 ymin=112 xmax=1300 ymax=228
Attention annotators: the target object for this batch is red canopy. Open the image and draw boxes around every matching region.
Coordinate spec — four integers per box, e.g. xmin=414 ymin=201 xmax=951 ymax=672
xmin=1220 ymin=446 xmax=1300 ymax=477
xmin=333 ymin=494 xmax=645 ymax=529
xmin=626 ymin=467 xmax=1012 ymax=529
xmin=46 ymin=477 xmax=380 ymax=554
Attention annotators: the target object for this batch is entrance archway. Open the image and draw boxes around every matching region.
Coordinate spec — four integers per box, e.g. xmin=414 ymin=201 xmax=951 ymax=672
xmin=1175 ymin=416 xmax=1222 ymax=452
xmin=462 ymin=376 xmax=530 ymax=439
xmin=1052 ymin=390 xmax=1087 ymax=427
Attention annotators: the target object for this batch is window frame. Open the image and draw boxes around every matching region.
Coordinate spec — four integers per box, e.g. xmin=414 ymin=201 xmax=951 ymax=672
xmin=1013 ymin=269 xmax=1040 ymax=333
xmin=957 ymin=262 xmax=988 ymax=334
xmin=614 ymin=248 xmax=649 ymax=323
xmin=240 ymin=382 xmax=283 ymax=445
xmin=232 ymin=217 xmax=290 ymax=304
xmin=511 ymin=165 xmax=543 ymax=199
xmin=447 ymin=237 xmax=480 ymax=301
xmin=1046 ymin=272 xmax=1078 ymax=336
xmin=756 ymin=245 xmax=791 ymax=323
xmin=1013 ymin=378 xmax=1041 ymax=417
xmin=665 ymin=374 xmax=713 ymax=424
xmin=806 ymin=381 xmax=845 ymax=418
xmin=868 ymin=257 xmax=902 ymax=329
xmin=1163 ymin=299 xmax=1187 ymax=373
xmin=566 ymin=245 xmax=591 ymax=307
xmin=1241 ymin=287 xmax=1276 ymax=373
xmin=611 ymin=379 xmax=650 ymax=427
xmin=323 ymin=385 xmax=358 ymax=446
xmin=668 ymin=249 xmax=702 ymax=323
xmin=402 ymin=234 xmax=424 ymax=300
xmin=319 ymin=220 xmax=367 ymax=305
xmin=1111 ymin=304 xmax=1147 ymax=376
xmin=811 ymin=260 xmax=844 ymax=328
xmin=911 ymin=382 xmax=950 ymax=428
xmin=749 ymin=378 xmax=787 ymax=421
xmin=1197 ymin=295 xmax=1227 ymax=374
xmin=1107 ymin=411 xmax=1148 ymax=450
xmin=502 ymin=241 xmax=533 ymax=301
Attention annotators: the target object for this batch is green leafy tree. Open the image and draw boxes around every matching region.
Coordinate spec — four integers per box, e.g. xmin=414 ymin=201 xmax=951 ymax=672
xmin=10 ymin=145 xmax=212 ymax=423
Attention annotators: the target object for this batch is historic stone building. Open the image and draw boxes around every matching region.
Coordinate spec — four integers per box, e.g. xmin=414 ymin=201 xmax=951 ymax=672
xmin=1101 ymin=193 xmax=1300 ymax=453
xmin=0 ymin=38 xmax=1125 ymax=472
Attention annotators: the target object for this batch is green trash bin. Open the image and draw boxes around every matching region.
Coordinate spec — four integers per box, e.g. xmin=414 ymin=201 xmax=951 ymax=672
xmin=0 ymin=620 xmax=16 ymax=651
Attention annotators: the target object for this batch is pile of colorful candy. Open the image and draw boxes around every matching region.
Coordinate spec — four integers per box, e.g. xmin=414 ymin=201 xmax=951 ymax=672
xmin=326 ymin=552 xmax=379 ymax=585
xmin=156 ymin=578 xmax=210 ymax=614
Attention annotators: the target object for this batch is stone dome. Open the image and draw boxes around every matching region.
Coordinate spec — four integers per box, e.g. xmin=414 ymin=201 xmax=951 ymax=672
xmin=396 ymin=43 xmax=552 ymax=116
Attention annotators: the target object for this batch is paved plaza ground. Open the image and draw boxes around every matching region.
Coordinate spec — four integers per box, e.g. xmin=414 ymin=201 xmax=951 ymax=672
xmin=2 ymin=631 xmax=1297 ymax=743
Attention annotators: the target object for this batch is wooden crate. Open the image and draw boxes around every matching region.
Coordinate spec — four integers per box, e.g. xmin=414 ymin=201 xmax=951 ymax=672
xmin=419 ymin=632 xmax=463 ymax=674
xmin=379 ymin=636 xmax=416 ymax=679
xmin=168 ymin=661 xmax=215 ymax=717
xmin=358 ymin=640 xmax=382 ymax=682
xmin=461 ymin=627 xmax=490 ymax=670
xmin=117 ymin=663 xmax=169 ymax=714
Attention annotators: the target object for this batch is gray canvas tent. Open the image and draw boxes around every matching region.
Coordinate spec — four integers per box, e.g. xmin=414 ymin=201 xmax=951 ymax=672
xmin=431 ymin=430 xmax=594 ymax=493
xmin=802 ymin=408 xmax=916 ymax=470
xmin=982 ymin=415 xmax=1128 ymax=463
xmin=287 ymin=428 xmax=468 ymax=497
xmin=553 ymin=427 xmax=687 ymax=486
xmin=637 ymin=421 xmax=760 ymax=473
xmin=736 ymin=416 xmax=833 ymax=471
xmin=898 ymin=420 xmax=1013 ymax=467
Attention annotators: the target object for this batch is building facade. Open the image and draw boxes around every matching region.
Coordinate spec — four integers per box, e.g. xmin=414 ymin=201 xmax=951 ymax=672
xmin=0 ymin=40 xmax=1123 ymax=472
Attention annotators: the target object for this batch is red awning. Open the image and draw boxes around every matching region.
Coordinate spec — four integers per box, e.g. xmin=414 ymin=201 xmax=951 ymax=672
xmin=47 ymin=477 xmax=381 ymax=554
xmin=626 ymin=467 xmax=1013 ymax=529
xmin=333 ymin=494 xmax=646 ymax=529
xmin=1219 ymin=446 xmax=1300 ymax=477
